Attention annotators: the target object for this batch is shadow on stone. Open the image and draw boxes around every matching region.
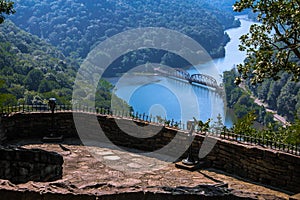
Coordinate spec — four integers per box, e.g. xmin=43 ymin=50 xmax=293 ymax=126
xmin=0 ymin=146 xmax=63 ymax=184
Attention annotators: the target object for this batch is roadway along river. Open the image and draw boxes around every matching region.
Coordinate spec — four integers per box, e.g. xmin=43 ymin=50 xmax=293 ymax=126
xmin=106 ymin=16 xmax=257 ymax=128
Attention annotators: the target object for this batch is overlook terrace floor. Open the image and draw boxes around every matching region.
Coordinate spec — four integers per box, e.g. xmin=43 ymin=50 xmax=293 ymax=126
xmin=0 ymin=138 xmax=292 ymax=199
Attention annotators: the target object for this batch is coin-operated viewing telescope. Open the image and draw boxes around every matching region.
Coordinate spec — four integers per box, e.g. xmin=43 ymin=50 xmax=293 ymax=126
xmin=42 ymin=98 xmax=63 ymax=143
xmin=48 ymin=98 xmax=56 ymax=114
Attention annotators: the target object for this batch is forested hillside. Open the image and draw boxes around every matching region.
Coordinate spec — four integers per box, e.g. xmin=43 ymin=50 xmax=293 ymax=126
xmin=0 ymin=0 xmax=240 ymax=107
xmin=0 ymin=20 xmax=77 ymax=105
xmin=9 ymin=0 xmax=239 ymax=60
xmin=223 ymin=69 xmax=272 ymax=125
xmin=247 ymin=74 xmax=300 ymax=122
xmin=224 ymin=68 xmax=300 ymax=124
xmin=203 ymin=0 xmax=241 ymax=14
xmin=0 ymin=20 xmax=126 ymax=109
xmin=224 ymin=69 xmax=300 ymax=145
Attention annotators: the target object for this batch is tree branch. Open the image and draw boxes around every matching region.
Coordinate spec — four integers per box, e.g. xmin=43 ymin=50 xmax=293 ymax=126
xmin=273 ymin=24 xmax=300 ymax=59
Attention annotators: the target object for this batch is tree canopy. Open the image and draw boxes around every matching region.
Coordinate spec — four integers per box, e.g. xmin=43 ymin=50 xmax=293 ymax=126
xmin=0 ymin=0 xmax=15 ymax=23
xmin=0 ymin=21 xmax=78 ymax=105
xmin=0 ymin=20 xmax=129 ymax=110
xmin=9 ymin=0 xmax=239 ymax=60
xmin=233 ymin=0 xmax=300 ymax=84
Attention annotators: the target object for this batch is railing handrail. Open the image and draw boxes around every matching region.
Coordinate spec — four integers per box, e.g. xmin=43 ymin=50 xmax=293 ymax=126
xmin=0 ymin=104 xmax=299 ymax=156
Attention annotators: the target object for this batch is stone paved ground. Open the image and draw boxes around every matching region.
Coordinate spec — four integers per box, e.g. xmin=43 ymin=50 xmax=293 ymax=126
xmin=0 ymin=139 xmax=292 ymax=199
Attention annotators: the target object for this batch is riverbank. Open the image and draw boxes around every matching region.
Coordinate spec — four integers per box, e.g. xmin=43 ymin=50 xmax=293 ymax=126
xmin=105 ymin=16 xmax=259 ymax=129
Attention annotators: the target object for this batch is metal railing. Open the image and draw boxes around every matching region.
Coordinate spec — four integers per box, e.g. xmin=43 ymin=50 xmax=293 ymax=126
xmin=0 ymin=104 xmax=299 ymax=156
xmin=0 ymin=104 xmax=185 ymax=129
xmin=220 ymin=130 xmax=300 ymax=156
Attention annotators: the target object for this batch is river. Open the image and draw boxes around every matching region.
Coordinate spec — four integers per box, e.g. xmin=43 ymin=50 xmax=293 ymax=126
xmin=106 ymin=16 xmax=257 ymax=128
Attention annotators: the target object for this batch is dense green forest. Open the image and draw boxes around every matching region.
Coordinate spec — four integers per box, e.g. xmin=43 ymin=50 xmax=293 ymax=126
xmin=0 ymin=20 xmax=76 ymax=105
xmin=223 ymin=69 xmax=273 ymax=126
xmin=247 ymin=73 xmax=300 ymax=122
xmin=202 ymin=0 xmax=243 ymax=14
xmin=0 ymin=0 xmax=240 ymax=107
xmin=223 ymin=69 xmax=300 ymax=145
xmin=9 ymin=0 xmax=239 ymax=61
xmin=224 ymin=69 xmax=300 ymax=124
xmin=0 ymin=20 xmax=127 ymax=109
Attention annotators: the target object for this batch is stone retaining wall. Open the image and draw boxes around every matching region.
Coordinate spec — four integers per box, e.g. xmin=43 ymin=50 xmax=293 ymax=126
xmin=0 ymin=117 xmax=7 ymax=143
xmin=0 ymin=146 xmax=63 ymax=183
xmin=0 ymin=112 xmax=299 ymax=193
xmin=206 ymin=139 xmax=300 ymax=193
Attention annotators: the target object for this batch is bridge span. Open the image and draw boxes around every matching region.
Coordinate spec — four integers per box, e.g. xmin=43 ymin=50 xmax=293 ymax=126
xmin=155 ymin=68 xmax=220 ymax=90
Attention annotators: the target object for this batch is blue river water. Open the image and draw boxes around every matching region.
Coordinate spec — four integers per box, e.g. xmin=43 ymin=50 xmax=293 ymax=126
xmin=106 ymin=16 xmax=257 ymax=128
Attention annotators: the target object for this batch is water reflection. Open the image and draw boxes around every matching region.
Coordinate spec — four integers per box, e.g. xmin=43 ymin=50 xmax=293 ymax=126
xmin=113 ymin=75 xmax=227 ymax=127
xmin=107 ymin=16 xmax=257 ymax=128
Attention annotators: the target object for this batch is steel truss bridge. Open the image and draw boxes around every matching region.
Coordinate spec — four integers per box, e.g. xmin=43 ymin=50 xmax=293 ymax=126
xmin=155 ymin=68 xmax=219 ymax=89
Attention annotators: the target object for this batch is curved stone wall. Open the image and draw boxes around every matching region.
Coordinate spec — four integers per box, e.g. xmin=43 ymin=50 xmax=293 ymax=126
xmin=0 ymin=146 xmax=63 ymax=183
xmin=0 ymin=112 xmax=299 ymax=193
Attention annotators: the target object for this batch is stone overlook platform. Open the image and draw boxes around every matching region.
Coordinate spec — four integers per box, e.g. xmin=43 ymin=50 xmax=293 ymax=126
xmin=0 ymin=111 xmax=299 ymax=199
xmin=0 ymin=138 xmax=292 ymax=200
